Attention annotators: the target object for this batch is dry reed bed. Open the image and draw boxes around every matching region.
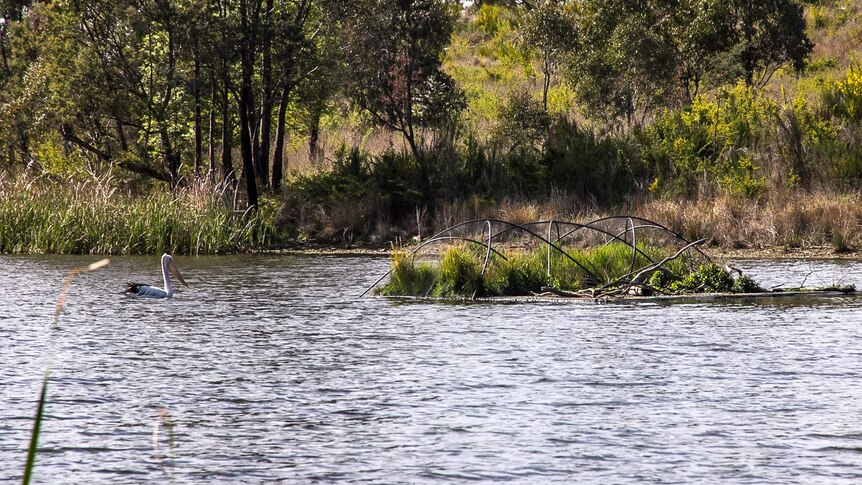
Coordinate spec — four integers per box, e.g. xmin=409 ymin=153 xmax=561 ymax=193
xmin=426 ymin=191 xmax=862 ymax=253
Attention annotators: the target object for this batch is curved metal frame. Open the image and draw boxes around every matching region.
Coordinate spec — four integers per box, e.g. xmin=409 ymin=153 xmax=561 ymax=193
xmin=361 ymin=216 xmax=710 ymax=298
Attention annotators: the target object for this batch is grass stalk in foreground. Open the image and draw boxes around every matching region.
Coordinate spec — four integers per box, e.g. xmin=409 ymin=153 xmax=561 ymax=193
xmin=22 ymin=369 xmax=48 ymax=485
xmin=23 ymin=258 xmax=110 ymax=485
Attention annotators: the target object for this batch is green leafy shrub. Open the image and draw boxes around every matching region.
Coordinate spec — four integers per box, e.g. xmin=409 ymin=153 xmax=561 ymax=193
xmin=732 ymin=275 xmax=765 ymax=293
xmin=643 ymin=84 xmax=773 ymax=198
xmin=670 ymin=263 xmax=734 ymax=293
xmin=541 ymin=118 xmax=640 ymax=205
xmin=824 ymin=65 xmax=862 ymax=122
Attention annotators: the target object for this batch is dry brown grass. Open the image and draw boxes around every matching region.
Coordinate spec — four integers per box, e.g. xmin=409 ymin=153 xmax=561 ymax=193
xmin=636 ymin=191 xmax=862 ymax=251
xmin=283 ymin=125 xmax=404 ymax=175
xmin=420 ymin=190 xmax=862 ymax=254
xmin=806 ymin=0 xmax=862 ymax=69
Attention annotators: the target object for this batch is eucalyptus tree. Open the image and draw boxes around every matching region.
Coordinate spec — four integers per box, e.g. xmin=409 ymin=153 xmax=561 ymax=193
xmin=563 ymin=0 xmax=811 ymax=127
xmin=568 ymin=0 xmax=676 ymax=128
xmin=519 ymin=0 xmax=577 ymax=112
xmin=1 ymin=0 xmax=209 ymax=184
xmin=342 ymin=0 xmax=466 ymax=162
xmin=726 ymin=0 xmax=812 ymax=88
xmin=666 ymin=0 xmax=735 ymax=101
xmin=266 ymin=0 xmax=347 ymax=191
xmin=271 ymin=6 xmax=346 ymax=191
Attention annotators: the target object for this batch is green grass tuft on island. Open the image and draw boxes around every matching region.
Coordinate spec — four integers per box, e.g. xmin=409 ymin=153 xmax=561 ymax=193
xmin=376 ymin=243 xmax=764 ymax=299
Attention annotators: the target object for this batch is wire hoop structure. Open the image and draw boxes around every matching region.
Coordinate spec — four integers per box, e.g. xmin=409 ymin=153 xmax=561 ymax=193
xmin=362 ymin=216 xmax=713 ymax=298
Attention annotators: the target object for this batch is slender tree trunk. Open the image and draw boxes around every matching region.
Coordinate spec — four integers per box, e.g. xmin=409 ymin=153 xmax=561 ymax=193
xmin=740 ymin=1 xmax=756 ymax=87
xmin=115 ymin=119 xmax=128 ymax=152
xmin=239 ymin=83 xmax=259 ymax=209
xmin=255 ymin=0 xmax=274 ymax=188
xmin=208 ymin=73 xmax=217 ymax=182
xmin=542 ymin=56 xmax=551 ymax=113
xmin=18 ymin=130 xmax=28 ymax=165
xmin=238 ymin=0 xmax=259 ymax=210
xmin=0 ymin=26 xmax=10 ymax=76
xmin=193 ymin=53 xmax=203 ymax=177
xmin=220 ymin=74 xmax=236 ymax=185
xmin=405 ymin=65 xmax=419 ymax=159
xmin=308 ymin=108 xmax=320 ymax=163
xmin=272 ymin=82 xmax=293 ymax=191
xmin=1 ymin=34 xmax=10 ymax=76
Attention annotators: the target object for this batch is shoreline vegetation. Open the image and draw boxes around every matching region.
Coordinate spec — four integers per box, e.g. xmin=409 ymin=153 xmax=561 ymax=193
xmin=2 ymin=1 xmax=862 ymax=256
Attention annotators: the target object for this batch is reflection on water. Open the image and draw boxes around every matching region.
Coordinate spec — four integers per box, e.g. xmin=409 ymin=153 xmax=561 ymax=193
xmin=2 ymin=255 xmax=862 ymax=483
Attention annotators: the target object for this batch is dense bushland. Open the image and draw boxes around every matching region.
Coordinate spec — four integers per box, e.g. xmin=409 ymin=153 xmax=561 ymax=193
xmin=2 ymin=0 xmax=862 ymax=253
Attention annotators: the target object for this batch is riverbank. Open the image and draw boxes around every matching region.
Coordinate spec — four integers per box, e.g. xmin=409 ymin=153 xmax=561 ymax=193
xmin=4 ymin=170 xmax=862 ymax=258
xmin=264 ymin=243 xmax=860 ymax=261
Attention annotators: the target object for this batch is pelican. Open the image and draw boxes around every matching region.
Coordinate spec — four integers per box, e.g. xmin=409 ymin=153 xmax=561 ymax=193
xmin=125 ymin=253 xmax=188 ymax=298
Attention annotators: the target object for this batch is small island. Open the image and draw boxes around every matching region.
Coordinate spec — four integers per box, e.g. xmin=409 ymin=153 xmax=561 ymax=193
xmin=370 ymin=216 xmax=855 ymax=302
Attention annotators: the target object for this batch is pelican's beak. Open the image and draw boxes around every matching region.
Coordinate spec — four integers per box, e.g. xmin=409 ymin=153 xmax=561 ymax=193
xmin=169 ymin=260 xmax=189 ymax=287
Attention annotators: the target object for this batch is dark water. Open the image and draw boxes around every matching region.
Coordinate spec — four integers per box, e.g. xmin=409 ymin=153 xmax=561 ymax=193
xmin=3 ymin=255 xmax=862 ymax=483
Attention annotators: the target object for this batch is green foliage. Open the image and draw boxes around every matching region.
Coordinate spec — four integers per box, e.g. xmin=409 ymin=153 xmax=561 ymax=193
xmin=569 ymin=0 xmax=676 ymax=125
xmin=343 ymin=0 xmax=465 ymax=157
xmin=669 ymin=263 xmax=734 ymax=293
xmin=434 ymin=245 xmax=485 ymax=297
xmin=491 ymin=88 xmax=550 ymax=150
xmin=286 ymin=146 xmax=426 ymax=241
xmin=733 ymin=274 xmax=766 ymax=293
xmin=485 ymin=252 xmax=549 ymax=296
xmin=475 ymin=3 xmax=503 ymax=36
xmin=824 ymin=64 xmax=862 ymax=122
xmin=377 ymin=249 xmax=437 ymax=296
xmin=378 ymin=241 xmax=723 ymax=298
xmin=446 ymin=4 xmax=531 ymax=129
xmin=643 ymin=84 xmax=773 ymax=198
xmin=727 ymin=0 xmax=814 ymax=87
xmin=648 ymin=262 xmax=764 ymax=294
xmin=541 ymin=118 xmax=639 ymax=204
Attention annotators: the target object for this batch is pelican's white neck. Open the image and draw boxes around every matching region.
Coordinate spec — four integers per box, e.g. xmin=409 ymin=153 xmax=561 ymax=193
xmin=161 ymin=254 xmax=173 ymax=297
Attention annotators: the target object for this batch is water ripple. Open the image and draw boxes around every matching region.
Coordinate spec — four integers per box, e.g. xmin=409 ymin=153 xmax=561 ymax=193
xmin=3 ymin=255 xmax=862 ymax=483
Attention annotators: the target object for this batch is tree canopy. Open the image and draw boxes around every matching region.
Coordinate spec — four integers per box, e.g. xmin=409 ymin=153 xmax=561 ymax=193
xmin=0 ymin=0 xmax=815 ymax=207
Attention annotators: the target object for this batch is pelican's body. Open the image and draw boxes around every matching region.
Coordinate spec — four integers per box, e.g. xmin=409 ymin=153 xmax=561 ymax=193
xmin=125 ymin=253 xmax=188 ymax=298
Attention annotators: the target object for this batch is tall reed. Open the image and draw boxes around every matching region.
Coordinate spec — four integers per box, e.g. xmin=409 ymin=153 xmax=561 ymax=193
xmin=0 ymin=172 xmax=273 ymax=255
xmin=23 ymin=258 xmax=110 ymax=484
